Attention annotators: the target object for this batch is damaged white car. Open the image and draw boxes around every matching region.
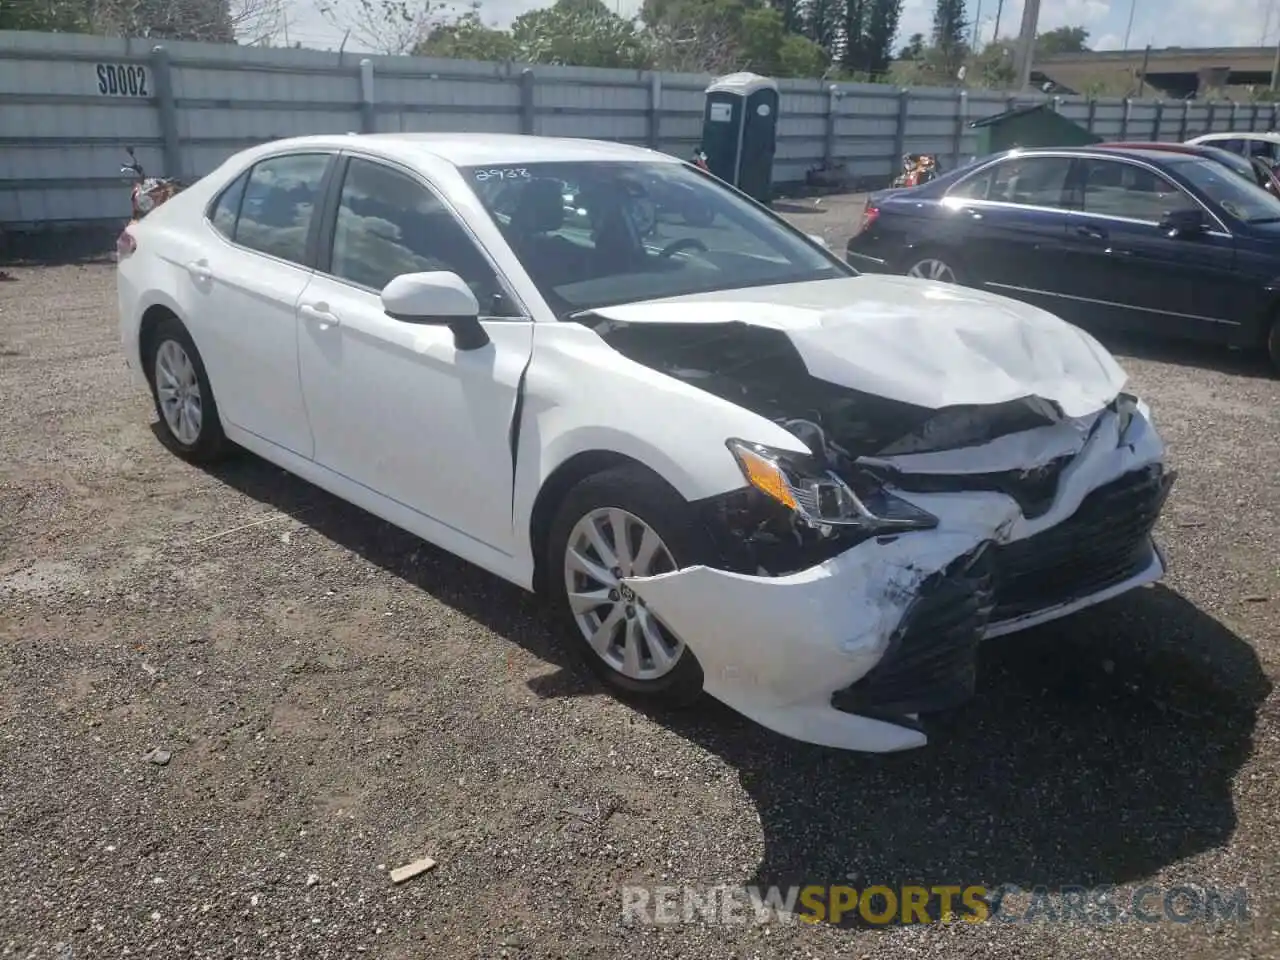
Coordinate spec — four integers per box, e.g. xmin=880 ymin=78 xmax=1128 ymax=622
xmin=116 ymin=134 xmax=1174 ymax=752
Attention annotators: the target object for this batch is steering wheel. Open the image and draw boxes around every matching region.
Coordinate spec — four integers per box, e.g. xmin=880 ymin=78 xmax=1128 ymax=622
xmin=658 ymin=237 xmax=708 ymax=259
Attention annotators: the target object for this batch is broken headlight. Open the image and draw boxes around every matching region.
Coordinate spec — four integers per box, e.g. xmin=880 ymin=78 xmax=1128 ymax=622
xmin=726 ymin=438 xmax=938 ymax=533
xmin=1113 ymin=392 xmax=1141 ymax=444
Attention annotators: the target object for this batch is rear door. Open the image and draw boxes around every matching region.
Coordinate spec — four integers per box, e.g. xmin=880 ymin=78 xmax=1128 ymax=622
xmin=1055 ymin=156 xmax=1239 ymax=342
xmin=191 ymin=151 xmax=334 ymax=458
xmin=937 ymin=154 xmax=1076 ymax=312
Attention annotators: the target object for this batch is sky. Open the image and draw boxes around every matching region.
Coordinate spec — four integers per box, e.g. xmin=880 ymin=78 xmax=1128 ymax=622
xmin=279 ymin=0 xmax=1280 ymax=54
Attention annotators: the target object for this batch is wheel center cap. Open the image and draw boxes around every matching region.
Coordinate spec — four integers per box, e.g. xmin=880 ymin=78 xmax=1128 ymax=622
xmin=619 ymin=584 xmax=636 ymax=602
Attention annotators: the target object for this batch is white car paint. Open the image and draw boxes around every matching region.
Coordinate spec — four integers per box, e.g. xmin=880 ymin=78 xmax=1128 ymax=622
xmin=118 ymin=133 xmax=1172 ymax=753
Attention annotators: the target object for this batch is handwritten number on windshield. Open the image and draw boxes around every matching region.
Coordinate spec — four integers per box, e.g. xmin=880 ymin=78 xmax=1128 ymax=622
xmin=473 ymin=168 xmax=532 ymax=182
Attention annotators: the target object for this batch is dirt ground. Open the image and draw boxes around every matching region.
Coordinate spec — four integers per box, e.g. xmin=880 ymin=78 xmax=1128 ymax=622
xmin=1 ymin=195 xmax=1279 ymax=959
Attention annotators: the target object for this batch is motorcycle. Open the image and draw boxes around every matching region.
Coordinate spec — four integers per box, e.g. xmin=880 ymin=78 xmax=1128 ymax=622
xmin=121 ymin=146 xmax=185 ymax=223
xmin=892 ymin=153 xmax=940 ymax=189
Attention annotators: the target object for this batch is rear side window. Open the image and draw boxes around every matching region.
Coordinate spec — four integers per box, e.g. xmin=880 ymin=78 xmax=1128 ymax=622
xmin=1247 ymin=139 xmax=1277 ymax=160
xmin=233 ymin=153 xmax=330 ymax=265
xmin=208 ymin=171 xmax=248 ymax=240
xmin=949 ymin=156 xmax=1072 ymax=208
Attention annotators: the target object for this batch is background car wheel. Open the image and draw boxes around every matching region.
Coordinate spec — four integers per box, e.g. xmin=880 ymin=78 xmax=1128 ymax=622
xmin=904 ymin=251 xmax=965 ymax=284
xmin=146 ymin=317 xmax=227 ymax=462
xmin=547 ymin=464 xmax=710 ymax=705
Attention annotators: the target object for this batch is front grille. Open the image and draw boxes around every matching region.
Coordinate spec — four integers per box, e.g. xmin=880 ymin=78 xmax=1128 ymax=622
xmin=990 ymin=464 xmax=1174 ymax=622
xmin=832 ymin=546 xmax=996 ymax=717
xmin=890 ymin=455 xmax=1074 ymax=520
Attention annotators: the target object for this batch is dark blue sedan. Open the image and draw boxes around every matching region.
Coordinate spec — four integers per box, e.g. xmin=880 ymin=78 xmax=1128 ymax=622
xmin=845 ymin=146 xmax=1280 ymax=370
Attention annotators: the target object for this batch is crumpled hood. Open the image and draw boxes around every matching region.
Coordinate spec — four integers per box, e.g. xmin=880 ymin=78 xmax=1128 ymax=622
xmin=589 ymin=275 xmax=1127 ymax=418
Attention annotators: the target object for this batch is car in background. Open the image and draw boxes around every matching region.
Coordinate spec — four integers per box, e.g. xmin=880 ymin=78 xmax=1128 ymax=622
xmin=847 ymin=145 xmax=1280 ymax=371
xmin=1105 ymin=140 xmax=1280 ymax=195
xmin=1186 ymin=130 xmax=1280 ymax=166
xmin=116 ymin=133 xmax=1173 ymax=753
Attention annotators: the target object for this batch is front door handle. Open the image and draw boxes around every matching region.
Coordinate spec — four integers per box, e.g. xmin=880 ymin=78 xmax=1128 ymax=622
xmin=1075 ymin=224 xmax=1107 ymax=239
xmin=186 ymin=259 xmax=213 ymax=282
xmin=300 ymin=303 xmax=341 ymax=328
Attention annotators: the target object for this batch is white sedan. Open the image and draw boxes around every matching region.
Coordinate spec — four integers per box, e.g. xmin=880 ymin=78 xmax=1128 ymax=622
xmin=116 ymin=133 xmax=1174 ymax=752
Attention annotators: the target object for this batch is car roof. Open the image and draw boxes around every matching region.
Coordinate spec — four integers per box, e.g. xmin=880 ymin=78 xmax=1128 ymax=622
xmin=993 ymin=146 xmax=1186 ymax=163
xmin=1193 ymin=131 xmax=1280 ymax=141
xmin=228 ymin=132 xmax=679 ymax=168
xmin=1100 ymin=142 xmax=1200 ymax=152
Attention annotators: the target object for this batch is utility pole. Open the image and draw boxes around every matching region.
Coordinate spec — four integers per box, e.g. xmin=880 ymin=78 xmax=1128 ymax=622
xmin=971 ymin=0 xmax=984 ymax=48
xmin=1122 ymin=0 xmax=1138 ymax=50
xmin=1011 ymin=0 xmax=1041 ymax=91
xmin=1137 ymin=43 xmax=1151 ymax=97
xmin=992 ymin=0 xmax=1004 ymax=41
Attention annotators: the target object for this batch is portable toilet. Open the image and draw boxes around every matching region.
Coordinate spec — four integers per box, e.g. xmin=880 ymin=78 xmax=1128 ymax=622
xmin=968 ymin=102 xmax=1102 ymax=154
xmin=699 ymin=72 xmax=779 ymax=204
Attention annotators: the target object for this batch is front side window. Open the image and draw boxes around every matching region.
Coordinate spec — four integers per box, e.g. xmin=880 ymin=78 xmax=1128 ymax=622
xmin=1078 ymin=159 xmax=1199 ymax=222
xmin=234 ymin=153 xmax=330 ymax=265
xmin=329 ymin=157 xmax=519 ymax=315
xmin=461 ymin=161 xmax=847 ymax=317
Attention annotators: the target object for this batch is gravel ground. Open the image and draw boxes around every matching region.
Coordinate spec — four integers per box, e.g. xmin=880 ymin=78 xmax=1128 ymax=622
xmin=1 ymin=196 xmax=1278 ymax=959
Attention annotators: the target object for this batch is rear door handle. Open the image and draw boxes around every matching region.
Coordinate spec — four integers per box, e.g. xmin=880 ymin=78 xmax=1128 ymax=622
xmin=1075 ymin=224 xmax=1107 ymax=239
xmin=186 ymin=259 xmax=213 ymax=282
xmin=300 ymin=303 xmax=341 ymax=328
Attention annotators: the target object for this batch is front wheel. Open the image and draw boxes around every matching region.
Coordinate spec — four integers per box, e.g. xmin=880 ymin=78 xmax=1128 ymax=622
xmin=547 ymin=465 xmax=708 ymax=704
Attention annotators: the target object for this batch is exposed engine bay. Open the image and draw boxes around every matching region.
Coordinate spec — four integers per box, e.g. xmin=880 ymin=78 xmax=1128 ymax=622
xmin=583 ymin=316 xmax=1137 ymax=576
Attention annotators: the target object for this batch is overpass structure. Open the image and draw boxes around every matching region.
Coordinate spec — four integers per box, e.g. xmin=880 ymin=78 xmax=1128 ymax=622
xmin=1035 ymin=46 xmax=1276 ymax=98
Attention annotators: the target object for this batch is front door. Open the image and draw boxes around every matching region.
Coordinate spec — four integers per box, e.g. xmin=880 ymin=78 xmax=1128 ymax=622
xmin=191 ymin=152 xmax=333 ymax=458
xmin=1055 ymin=156 xmax=1239 ymax=342
xmin=296 ymin=155 xmax=534 ymax=558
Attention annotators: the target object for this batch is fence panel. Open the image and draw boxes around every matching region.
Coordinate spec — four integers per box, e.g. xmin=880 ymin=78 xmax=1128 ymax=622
xmin=2 ymin=29 xmax=1275 ymax=228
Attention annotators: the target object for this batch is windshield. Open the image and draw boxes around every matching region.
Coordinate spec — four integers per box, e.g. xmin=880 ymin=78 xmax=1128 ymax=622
xmin=1170 ymin=155 xmax=1280 ymax=223
xmin=460 ymin=161 xmax=847 ymax=316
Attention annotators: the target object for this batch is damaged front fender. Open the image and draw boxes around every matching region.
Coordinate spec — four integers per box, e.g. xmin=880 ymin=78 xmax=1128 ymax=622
xmin=623 ymin=526 xmax=1003 ymax=752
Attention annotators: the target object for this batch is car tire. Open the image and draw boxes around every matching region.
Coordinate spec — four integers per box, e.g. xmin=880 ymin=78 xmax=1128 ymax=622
xmin=903 ymin=249 xmax=966 ymax=285
xmin=547 ymin=464 xmax=710 ymax=705
xmin=146 ymin=316 xmax=227 ymax=462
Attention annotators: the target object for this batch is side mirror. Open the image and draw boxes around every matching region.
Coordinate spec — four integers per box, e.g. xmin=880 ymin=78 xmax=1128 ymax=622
xmin=381 ymin=271 xmax=490 ymax=351
xmin=807 ymin=233 xmax=828 ymax=249
xmin=1158 ymin=208 xmax=1207 ymax=237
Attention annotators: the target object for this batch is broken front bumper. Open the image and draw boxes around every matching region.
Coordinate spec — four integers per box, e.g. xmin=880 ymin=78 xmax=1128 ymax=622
xmin=625 ymin=404 xmax=1171 ymax=753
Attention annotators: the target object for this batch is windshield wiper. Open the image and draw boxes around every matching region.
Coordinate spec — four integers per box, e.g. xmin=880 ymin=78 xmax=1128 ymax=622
xmin=1247 ymin=216 xmax=1280 ymax=224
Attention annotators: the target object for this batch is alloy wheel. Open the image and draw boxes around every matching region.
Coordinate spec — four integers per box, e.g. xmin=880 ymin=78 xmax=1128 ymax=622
xmin=154 ymin=339 xmax=203 ymax=446
xmin=907 ymin=258 xmax=958 ymax=283
xmin=563 ymin=507 xmax=684 ymax=681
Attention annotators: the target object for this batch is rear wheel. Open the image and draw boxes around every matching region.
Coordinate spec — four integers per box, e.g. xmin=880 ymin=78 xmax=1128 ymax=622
xmin=146 ymin=317 xmax=227 ymax=462
xmin=547 ymin=464 xmax=708 ymax=704
xmin=904 ymin=252 xmax=965 ymax=284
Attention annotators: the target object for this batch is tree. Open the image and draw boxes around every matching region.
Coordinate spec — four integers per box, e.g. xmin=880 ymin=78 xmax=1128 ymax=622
xmin=317 ymin=0 xmax=441 ymax=54
xmin=1036 ymin=25 xmax=1088 ymax=56
xmin=896 ymin=31 xmax=924 ymax=60
xmin=510 ymin=0 xmax=650 ymax=69
xmin=930 ymin=0 xmax=967 ymax=78
xmin=842 ymin=0 xmax=901 ymax=78
xmin=415 ymin=4 xmax=516 ymax=60
xmin=0 ymin=0 xmax=281 ymax=43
